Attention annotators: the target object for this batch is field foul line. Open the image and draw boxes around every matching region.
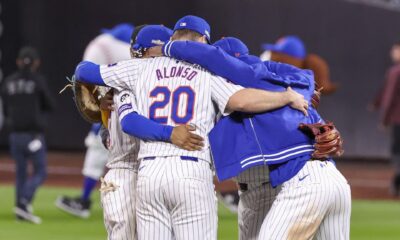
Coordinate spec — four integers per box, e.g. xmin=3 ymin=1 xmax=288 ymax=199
xmin=0 ymin=163 xmax=81 ymax=175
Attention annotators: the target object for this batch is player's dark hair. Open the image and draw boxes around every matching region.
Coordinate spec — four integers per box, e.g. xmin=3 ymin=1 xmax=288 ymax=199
xmin=171 ymin=29 xmax=202 ymax=41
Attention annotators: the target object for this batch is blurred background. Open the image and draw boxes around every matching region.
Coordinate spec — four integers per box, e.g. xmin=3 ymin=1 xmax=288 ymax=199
xmin=0 ymin=0 xmax=400 ymax=239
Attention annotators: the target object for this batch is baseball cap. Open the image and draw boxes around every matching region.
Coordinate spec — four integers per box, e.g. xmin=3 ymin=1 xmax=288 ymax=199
xmin=174 ymin=15 xmax=211 ymax=42
xmin=261 ymin=35 xmax=306 ymax=59
xmin=213 ymin=37 xmax=249 ymax=57
xmin=102 ymin=23 xmax=135 ymax=44
xmin=132 ymin=25 xmax=173 ymax=50
xmin=213 ymin=37 xmax=262 ymax=65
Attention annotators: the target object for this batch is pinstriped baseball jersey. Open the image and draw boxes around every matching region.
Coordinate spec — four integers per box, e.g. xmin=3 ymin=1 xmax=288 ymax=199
xmin=106 ymin=89 xmax=140 ymax=170
xmin=100 ymin=56 xmax=243 ymax=162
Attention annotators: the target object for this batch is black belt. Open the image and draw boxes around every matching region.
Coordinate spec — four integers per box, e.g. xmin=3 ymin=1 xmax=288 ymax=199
xmin=143 ymin=156 xmax=198 ymax=162
xmin=238 ymin=181 xmax=269 ymax=191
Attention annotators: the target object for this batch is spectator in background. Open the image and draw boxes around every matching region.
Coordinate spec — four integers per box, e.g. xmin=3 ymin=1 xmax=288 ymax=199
xmin=0 ymin=47 xmax=55 ymax=224
xmin=372 ymin=41 xmax=400 ymax=196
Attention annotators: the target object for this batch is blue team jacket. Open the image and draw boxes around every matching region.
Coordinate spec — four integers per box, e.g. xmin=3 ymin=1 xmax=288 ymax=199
xmin=163 ymin=41 xmax=323 ymax=187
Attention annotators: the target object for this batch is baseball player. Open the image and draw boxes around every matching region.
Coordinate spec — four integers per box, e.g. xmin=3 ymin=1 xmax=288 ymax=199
xmin=73 ymin=15 xmax=308 ymax=240
xmin=56 ymin=23 xmax=134 ymax=218
xmin=87 ymin=24 xmax=204 ymax=239
xmin=158 ymin=37 xmax=350 ymax=239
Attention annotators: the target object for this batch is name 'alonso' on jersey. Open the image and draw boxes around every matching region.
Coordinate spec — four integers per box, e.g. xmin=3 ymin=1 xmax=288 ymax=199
xmin=99 ymin=56 xmax=243 ymax=162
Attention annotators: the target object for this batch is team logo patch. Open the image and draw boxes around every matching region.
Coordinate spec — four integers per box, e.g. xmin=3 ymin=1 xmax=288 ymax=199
xmin=120 ymin=93 xmax=130 ymax=102
xmin=151 ymin=39 xmax=165 ymax=46
xmin=180 ymin=22 xmax=187 ymax=27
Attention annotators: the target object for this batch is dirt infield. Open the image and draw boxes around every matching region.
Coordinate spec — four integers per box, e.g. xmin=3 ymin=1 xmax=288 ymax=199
xmin=0 ymin=151 xmax=397 ymax=200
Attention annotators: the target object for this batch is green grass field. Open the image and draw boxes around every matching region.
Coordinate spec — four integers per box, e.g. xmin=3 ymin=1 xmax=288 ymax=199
xmin=0 ymin=185 xmax=399 ymax=240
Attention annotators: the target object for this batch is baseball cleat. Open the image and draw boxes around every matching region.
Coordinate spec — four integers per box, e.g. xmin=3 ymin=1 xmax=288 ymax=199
xmin=55 ymin=196 xmax=91 ymax=219
xmin=14 ymin=206 xmax=42 ymax=224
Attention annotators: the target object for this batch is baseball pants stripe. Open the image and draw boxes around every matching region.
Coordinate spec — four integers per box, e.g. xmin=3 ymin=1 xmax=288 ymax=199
xmin=101 ymin=168 xmax=137 ymax=240
xmin=258 ymin=161 xmax=351 ymax=240
xmin=136 ymin=157 xmax=217 ymax=240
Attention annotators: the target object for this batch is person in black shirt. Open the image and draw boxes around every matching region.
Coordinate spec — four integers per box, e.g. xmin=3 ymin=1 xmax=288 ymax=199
xmin=0 ymin=46 xmax=54 ymax=224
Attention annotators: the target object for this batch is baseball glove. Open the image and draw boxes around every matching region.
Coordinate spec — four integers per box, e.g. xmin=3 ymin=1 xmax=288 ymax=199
xmin=298 ymin=122 xmax=344 ymax=159
xmin=60 ymin=75 xmax=102 ymax=123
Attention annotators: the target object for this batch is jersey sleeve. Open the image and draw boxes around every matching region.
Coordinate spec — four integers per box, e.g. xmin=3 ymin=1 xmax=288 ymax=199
xmin=115 ymin=90 xmax=137 ymax=122
xmin=210 ymin=76 xmax=244 ymax=116
xmin=163 ymin=41 xmax=258 ymax=87
xmin=99 ymin=59 xmax=141 ymax=91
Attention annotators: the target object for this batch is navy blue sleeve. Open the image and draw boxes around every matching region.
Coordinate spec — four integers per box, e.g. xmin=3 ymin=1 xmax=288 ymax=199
xmin=163 ymin=41 xmax=257 ymax=87
xmin=121 ymin=112 xmax=173 ymax=142
xmin=74 ymin=61 xmax=106 ymax=86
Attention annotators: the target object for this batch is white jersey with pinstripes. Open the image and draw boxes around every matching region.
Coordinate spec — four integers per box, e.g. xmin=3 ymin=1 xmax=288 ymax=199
xmin=99 ymin=56 xmax=243 ymax=162
xmin=106 ymin=89 xmax=140 ymax=170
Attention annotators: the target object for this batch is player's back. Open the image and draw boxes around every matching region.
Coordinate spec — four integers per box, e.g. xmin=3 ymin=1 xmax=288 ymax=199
xmin=83 ymin=34 xmax=131 ymax=64
xmin=133 ymin=56 xmax=240 ymax=162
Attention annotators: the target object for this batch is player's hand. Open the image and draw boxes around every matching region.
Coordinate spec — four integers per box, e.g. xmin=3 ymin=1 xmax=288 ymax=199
xmin=170 ymin=125 xmax=204 ymax=151
xmin=100 ymin=91 xmax=114 ymax=111
xmin=286 ymin=87 xmax=309 ymax=116
xmin=147 ymin=46 xmax=163 ymax=57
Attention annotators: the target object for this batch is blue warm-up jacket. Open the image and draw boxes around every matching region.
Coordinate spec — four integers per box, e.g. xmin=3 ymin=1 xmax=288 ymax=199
xmin=163 ymin=41 xmax=324 ymax=187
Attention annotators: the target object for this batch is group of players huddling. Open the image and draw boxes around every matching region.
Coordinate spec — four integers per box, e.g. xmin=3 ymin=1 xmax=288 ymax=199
xmin=70 ymin=15 xmax=350 ymax=240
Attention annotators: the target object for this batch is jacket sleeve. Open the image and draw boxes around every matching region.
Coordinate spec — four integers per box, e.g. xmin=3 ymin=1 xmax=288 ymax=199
xmin=162 ymin=41 xmax=258 ymax=87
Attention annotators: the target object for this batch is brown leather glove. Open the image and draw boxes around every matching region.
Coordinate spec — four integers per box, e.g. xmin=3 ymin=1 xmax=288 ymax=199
xmin=298 ymin=122 xmax=344 ymax=159
xmin=311 ymin=85 xmax=323 ymax=109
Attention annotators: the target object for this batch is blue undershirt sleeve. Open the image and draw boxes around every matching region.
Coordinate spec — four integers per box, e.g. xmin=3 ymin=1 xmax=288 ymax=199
xmin=74 ymin=61 xmax=106 ymax=86
xmin=163 ymin=41 xmax=257 ymax=87
xmin=121 ymin=112 xmax=173 ymax=142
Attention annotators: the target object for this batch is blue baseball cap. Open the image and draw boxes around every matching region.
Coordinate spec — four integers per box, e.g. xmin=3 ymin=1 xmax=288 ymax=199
xmin=261 ymin=36 xmax=306 ymax=59
xmin=132 ymin=25 xmax=173 ymax=50
xmin=174 ymin=15 xmax=211 ymax=42
xmin=101 ymin=23 xmax=134 ymax=44
xmin=213 ymin=37 xmax=249 ymax=57
xmin=213 ymin=37 xmax=262 ymax=65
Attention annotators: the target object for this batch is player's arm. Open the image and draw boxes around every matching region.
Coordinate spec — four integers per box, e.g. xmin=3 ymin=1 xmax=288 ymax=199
xmin=115 ymin=90 xmax=204 ymax=150
xmin=211 ymin=76 xmax=309 ymax=116
xmin=162 ymin=41 xmax=257 ymax=87
xmin=74 ymin=59 xmax=139 ymax=91
xmin=263 ymin=61 xmax=313 ymax=88
xmin=227 ymin=87 xmax=309 ymax=115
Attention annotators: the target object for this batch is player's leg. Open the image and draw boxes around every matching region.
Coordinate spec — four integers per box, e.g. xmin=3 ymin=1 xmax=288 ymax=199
xmin=167 ymin=158 xmax=217 ymax=240
xmin=238 ymin=183 xmax=278 ymax=240
xmin=390 ymin=125 xmax=400 ymax=196
xmin=258 ymin=161 xmax=336 ymax=240
xmin=101 ymin=168 xmax=137 ymax=240
xmin=56 ymin=140 xmax=108 ymax=218
xmin=9 ymin=133 xmax=28 ymax=208
xmin=10 ymin=133 xmax=42 ymax=224
xmin=23 ymin=135 xmax=47 ymax=204
xmin=236 ymin=166 xmax=278 ymax=240
xmin=314 ymin=161 xmax=351 ymax=240
xmin=136 ymin=159 xmax=174 ymax=240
